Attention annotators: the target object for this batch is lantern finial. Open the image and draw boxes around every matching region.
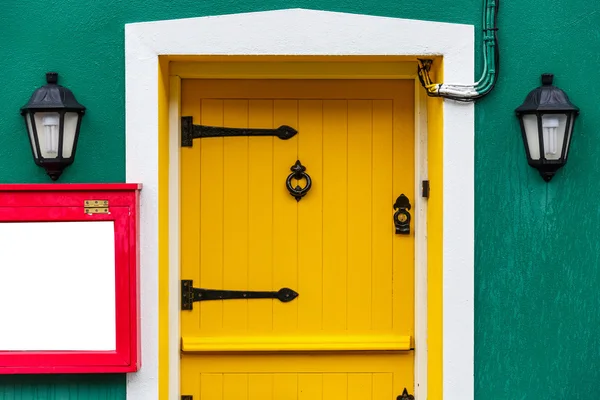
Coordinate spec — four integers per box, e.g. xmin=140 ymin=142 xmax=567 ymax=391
xmin=541 ymin=74 xmax=553 ymax=86
xmin=46 ymin=72 xmax=58 ymax=85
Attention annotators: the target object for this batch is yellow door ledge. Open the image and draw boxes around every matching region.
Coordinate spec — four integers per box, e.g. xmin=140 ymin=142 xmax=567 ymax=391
xmin=181 ymin=335 xmax=412 ymax=353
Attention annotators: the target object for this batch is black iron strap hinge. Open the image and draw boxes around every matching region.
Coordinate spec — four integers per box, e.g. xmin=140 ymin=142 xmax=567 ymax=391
xmin=181 ymin=116 xmax=297 ymax=147
xmin=181 ymin=396 xmax=193 ymax=400
xmin=181 ymin=280 xmax=299 ymax=310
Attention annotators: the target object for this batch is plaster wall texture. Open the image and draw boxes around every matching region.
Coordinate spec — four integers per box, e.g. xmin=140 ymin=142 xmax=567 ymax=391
xmin=1 ymin=0 xmax=599 ymax=399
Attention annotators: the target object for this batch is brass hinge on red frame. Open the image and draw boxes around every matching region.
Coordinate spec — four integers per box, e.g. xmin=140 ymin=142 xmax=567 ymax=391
xmin=84 ymin=199 xmax=109 ymax=214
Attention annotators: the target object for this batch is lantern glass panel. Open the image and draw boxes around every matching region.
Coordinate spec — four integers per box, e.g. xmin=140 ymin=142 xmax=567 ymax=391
xmin=33 ymin=112 xmax=61 ymax=159
xmin=25 ymin=114 xmax=38 ymax=158
xmin=564 ymin=115 xmax=575 ymax=161
xmin=541 ymin=114 xmax=568 ymax=160
xmin=522 ymin=114 xmax=540 ymax=160
xmin=62 ymin=112 xmax=79 ymax=158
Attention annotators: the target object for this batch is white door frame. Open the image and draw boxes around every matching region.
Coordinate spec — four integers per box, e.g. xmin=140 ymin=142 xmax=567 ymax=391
xmin=125 ymin=9 xmax=474 ymax=400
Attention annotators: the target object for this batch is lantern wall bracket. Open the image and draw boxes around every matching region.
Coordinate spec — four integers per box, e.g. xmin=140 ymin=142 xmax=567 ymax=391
xmin=181 ymin=116 xmax=297 ymax=147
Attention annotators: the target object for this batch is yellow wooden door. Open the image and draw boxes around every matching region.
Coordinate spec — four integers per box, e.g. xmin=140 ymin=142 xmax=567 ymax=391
xmin=180 ymin=79 xmax=415 ymax=400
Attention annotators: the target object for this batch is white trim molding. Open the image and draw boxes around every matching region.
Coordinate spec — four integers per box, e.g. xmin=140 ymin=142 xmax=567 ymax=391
xmin=125 ymin=8 xmax=474 ymax=400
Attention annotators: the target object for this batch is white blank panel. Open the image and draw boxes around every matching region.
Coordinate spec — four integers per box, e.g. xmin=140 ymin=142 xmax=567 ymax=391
xmin=0 ymin=221 xmax=116 ymax=351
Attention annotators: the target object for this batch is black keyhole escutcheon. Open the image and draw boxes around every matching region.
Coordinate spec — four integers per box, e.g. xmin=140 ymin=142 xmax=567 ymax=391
xmin=393 ymin=194 xmax=412 ymax=235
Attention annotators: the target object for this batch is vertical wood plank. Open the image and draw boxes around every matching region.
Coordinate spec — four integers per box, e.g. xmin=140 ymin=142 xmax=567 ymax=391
xmin=248 ymin=100 xmax=274 ymax=333
xmin=249 ymin=374 xmax=273 ymax=400
xmin=223 ymin=374 xmax=248 ymax=400
xmin=273 ymin=374 xmax=298 ymax=400
xmin=371 ymin=100 xmax=394 ymax=331
xmin=393 ymin=88 xmax=415 ymax=334
xmin=180 ymin=359 xmax=201 ymax=399
xmin=223 ymin=100 xmax=250 ymax=332
xmin=273 ymin=100 xmax=299 ymax=331
xmin=299 ymin=374 xmax=323 ymax=400
xmin=298 ymin=100 xmax=323 ymax=331
xmin=201 ymin=374 xmax=223 ymax=400
xmin=180 ymin=82 xmax=202 ymax=335
xmin=199 ymin=99 xmax=225 ymax=334
xmin=347 ymin=100 xmax=373 ymax=331
xmin=323 ymin=373 xmax=348 ymax=400
xmin=372 ymin=373 xmax=393 ymax=400
xmin=322 ymin=100 xmax=348 ymax=332
xmin=348 ymin=373 xmax=372 ymax=400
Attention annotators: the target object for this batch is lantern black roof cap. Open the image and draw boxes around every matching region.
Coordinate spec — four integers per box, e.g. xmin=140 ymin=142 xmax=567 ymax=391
xmin=515 ymin=74 xmax=579 ymax=114
xmin=20 ymin=72 xmax=86 ymax=114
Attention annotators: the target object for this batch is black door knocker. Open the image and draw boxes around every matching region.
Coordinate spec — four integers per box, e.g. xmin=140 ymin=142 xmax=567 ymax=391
xmin=286 ymin=160 xmax=312 ymax=201
xmin=393 ymin=194 xmax=412 ymax=235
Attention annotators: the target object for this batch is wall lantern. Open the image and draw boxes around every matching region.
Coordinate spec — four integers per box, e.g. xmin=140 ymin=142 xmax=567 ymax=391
xmin=515 ymin=74 xmax=579 ymax=182
xmin=20 ymin=72 xmax=86 ymax=180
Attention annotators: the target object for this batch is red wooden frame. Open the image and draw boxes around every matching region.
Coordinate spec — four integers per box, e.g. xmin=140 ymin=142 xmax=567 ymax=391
xmin=0 ymin=184 xmax=141 ymax=374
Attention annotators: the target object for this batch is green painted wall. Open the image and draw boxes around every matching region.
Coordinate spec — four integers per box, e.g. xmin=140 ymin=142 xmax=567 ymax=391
xmin=1 ymin=0 xmax=599 ymax=398
xmin=0 ymin=375 xmax=124 ymax=400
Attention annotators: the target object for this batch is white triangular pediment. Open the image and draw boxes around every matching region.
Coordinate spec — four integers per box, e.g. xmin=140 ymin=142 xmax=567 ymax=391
xmin=127 ymin=8 xmax=473 ymax=58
